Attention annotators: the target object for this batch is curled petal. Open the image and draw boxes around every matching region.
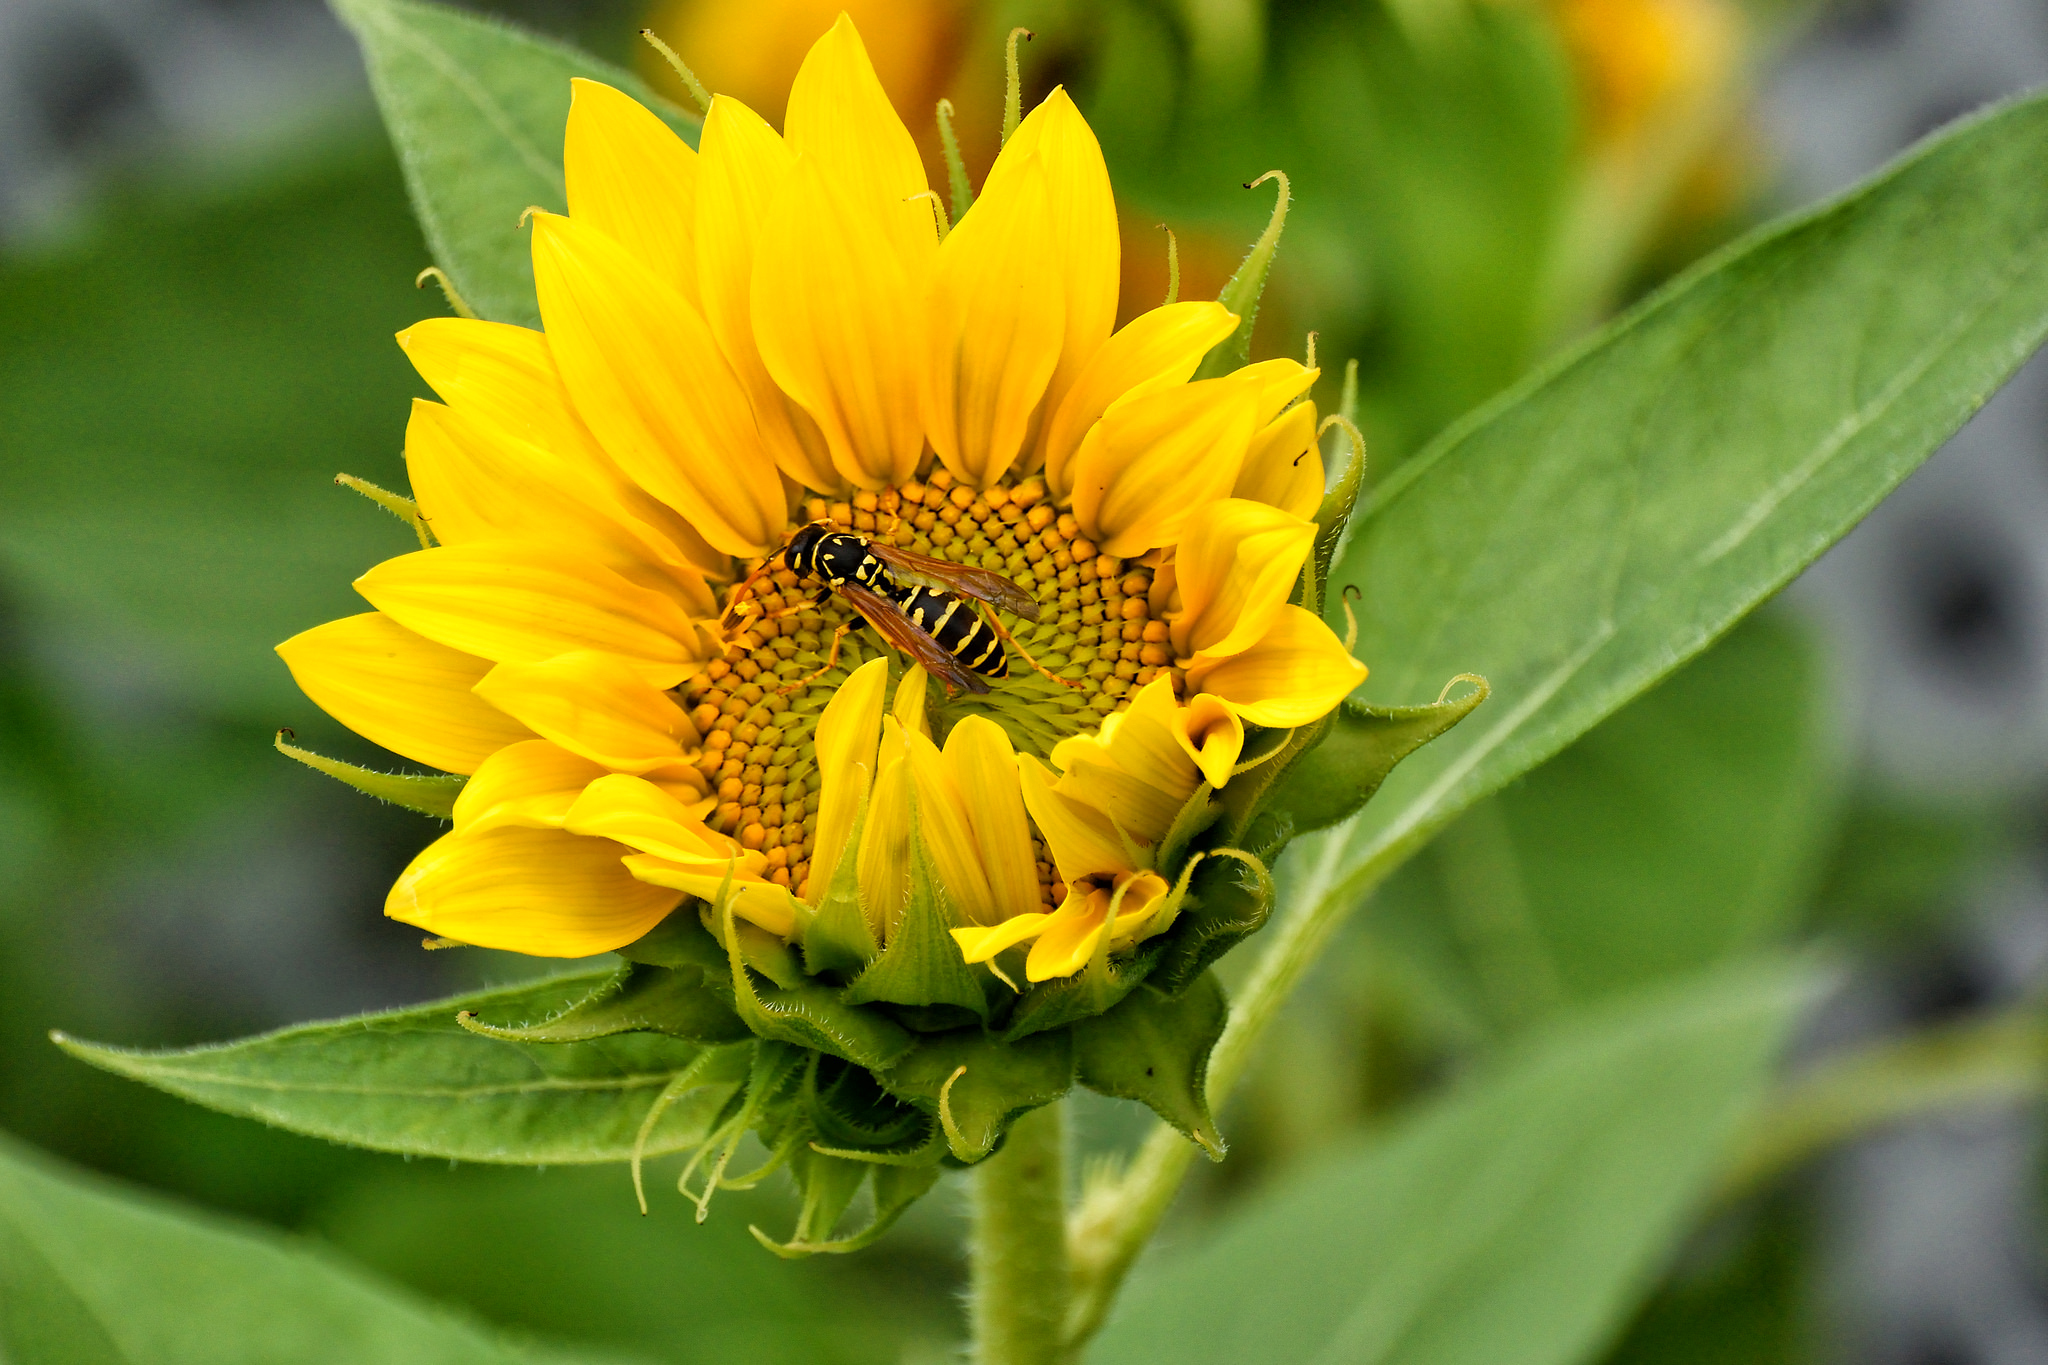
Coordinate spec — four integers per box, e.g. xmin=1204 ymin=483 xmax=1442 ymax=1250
xmin=1069 ymin=378 xmax=1260 ymax=557
xmin=1175 ymin=693 xmax=1245 ymax=789
xmin=472 ymin=651 xmax=699 ymax=776
xmin=951 ymin=913 xmax=1051 ymax=965
xmin=565 ymin=79 xmax=700 ymax=307
xmin=1172 ymin=498 xmax=1317 ymax=660
xmin=1040 ymin=301 xmax=1237 ymax=499
xmin=806 ymin=656 xmax=888 ymax=903
xmin=623 ymin=857 xmax=802 ymax=940
xmin=452 ymin=740 xmax=607 ymax=836
xmin=752 ymin=157 xmax=927 ymax=489
xmin=921 ymin=149 xmax=1064 ymax=489
xmin=1025 ymin=872 xmax=1170 ymax=982
xmin=1233 ymin=401 xmax=1324 ymax=520
xmin=696 ymin=95 xmax=842 ymax=494
xmin=1049 ymin=678 xmax=1201 ymax=846
xmin=1186 ymin=605 xmax=1369 ymax=728
xmin=1223 ymin=357 xmax=1320 ymax=425
xmin=386 ymin=826 xmax=680 ymax=957
xmin=531 ymin=210 xmax=787 ymax=557
xmin=1016 ymin=753 xmax=1134 ymax=886
xmin=276 ymin=612 xmax=532 ymax=775
xmin=355 ymin=542 xmax=711 ymax=688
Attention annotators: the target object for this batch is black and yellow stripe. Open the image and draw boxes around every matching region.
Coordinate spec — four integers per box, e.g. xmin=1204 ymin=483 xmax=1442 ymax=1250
xmin=782 ymin=525 xmax=1010 ymax=681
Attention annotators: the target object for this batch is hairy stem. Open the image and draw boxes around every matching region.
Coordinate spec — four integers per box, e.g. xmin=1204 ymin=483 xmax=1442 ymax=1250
xmin=973 ymin=1100 xmax=1072 ymax=1365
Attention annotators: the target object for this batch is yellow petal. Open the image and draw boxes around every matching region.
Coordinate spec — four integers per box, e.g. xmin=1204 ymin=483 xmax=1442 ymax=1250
xmin=564 ymin=773 xmax=736 ymax=862
xmin=1175 ymin=692 xmax=1245 ymax=789
xmin=403 ymin=399 xmax=716 ymax=616
xmin=1048 ymin=677 xmax=1200 ymax=845
xmin=530 ymin=210 xmax=787 ymax=557
xmin=695 ymin=95 xmax=842 ymax=495
xmin=892 ymin=662 xmax=931 ymax=738
xmin=620 ymin=854 xmax=800 ymax=938
xmin=386 ymin=826 xmax=679 ymax=956
xmin=783 ymin=14 xmax=934 ymax=278
xmin=951 ymin=913 xmax=1051 ymax=965
xmin=1172 ymin=498 xmax=1317 ymax=659
xmin=751 ymin=156 xmax=927 ymax=489
xmin=565 ymin=79 xmax=700 ymax=308
xmin=904 ymin=728 xmax=996 ymax=924
xmin=453 ymin=739 xmax=606 ymax=835
xmin=1233 ymin=401 xmax=1325 ymax=520
xmin=1016 ymin=753 xmax=1133 ymax=884
xmin=989 ymin=89 xmax=1119 ymax=460
xmin=942 ymin=717 xmax=1043 ymax=921
xmin=276 ymin=612 xmax=532 ymax=775
xmin=1039 ymin=301 xmax=1237 ymax=500
xmin=396 ymin=318 xmax=730 ymax=581
xmin=857 ymin=737 xmax=912 ymax=940
xmin=1068 ymin=378 xmax=1260 ymax=558
xmin=355 ymin=542 xmax=709 ymax=688
xmin=921 ymin=150 xmax=1064 ymax=489
xmin=807 ymin=656 xmax=888 ymax=903
xmin=1224 ymin=357 xmax=1320 ymax=425
xmin=472 ymin=651 xmax=699 ymax=775
xmin=1186 ymin=604 xmax=1369 ymax=727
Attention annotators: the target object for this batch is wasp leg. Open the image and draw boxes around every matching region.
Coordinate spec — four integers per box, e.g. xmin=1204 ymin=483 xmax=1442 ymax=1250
xmin=777 ymin=620 xmax=855 ymax=695
xmin=718 ymin=555 xmax=786 ymax=633
xmin=980 ymin=609 xmax=1084 ymax=690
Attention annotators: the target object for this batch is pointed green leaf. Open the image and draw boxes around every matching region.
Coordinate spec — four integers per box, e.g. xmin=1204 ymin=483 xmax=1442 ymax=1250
xmin=1091 ymin=961 xmax=1816 ymax=1365
xmin=753 ymin=1153 xmax=942 ymax=1258
xmin=1331 ymin=93 xmax=2048 ymax=911
xmin=803 ymin=1054 xmax=932 ymax=1153
xmin=718 ymin=900 xmax=917 ymax=1070
xmin=1193 ymin=171 xmax=1291 ymax=380
xmin=275 ymin=731 xmax=463 ymax=817
xmin=1073 ymin=974 xmax=1229 ymax=1159
xmin=877 ymin=1028 xmax=1074 ymax=1162
xmin=53 ymin=974 xmax=740 ymax=1163
xmin=1149 ymin=848 xmax=1275 ymax=999
xmin=330 ymin=0 xmax=698 ymax=328
xmin=843 ymin=827 xmax=989 ymax=1022
xmin=457 ymin=961 xmax=748 ymax=1044
xmin=0 ymin=1135 xmax=592 ymax=1364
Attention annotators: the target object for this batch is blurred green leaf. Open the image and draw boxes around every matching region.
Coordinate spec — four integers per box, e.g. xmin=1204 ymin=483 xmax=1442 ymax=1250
xmin=1328 ymin=93 xmax=2048 ymax=916
xmin=1370 ymin=613 xmax=1832 ymax=1029
xmin=0 ymin=141 xmax=425 ymax=717
xmin=332 ymin=0 xmax=698 ymax=329
xmin=309 ymin=1163 xmax=958 ymax=1364
xmin=54 ymin=973 xmax=740 ymax=1164
xmin=1090 ymin=960 xmax=1813 ymax=1365
xmin=0 ymin=1134 xmax=594 ymax=1364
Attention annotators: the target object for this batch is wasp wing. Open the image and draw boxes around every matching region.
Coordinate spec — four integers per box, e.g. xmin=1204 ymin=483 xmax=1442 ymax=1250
xmin=868 ymin=543 xmax=1043 ymax=622
xmin=838 ymin=582 xmax=992 ymax=695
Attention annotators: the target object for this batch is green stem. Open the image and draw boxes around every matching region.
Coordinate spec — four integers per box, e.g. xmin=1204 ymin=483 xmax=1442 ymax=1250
xmin=973 ymin=1101 xmax=1071 ymax=1365
xmin=1066 ymin=832 xmax=1361 ymax=1348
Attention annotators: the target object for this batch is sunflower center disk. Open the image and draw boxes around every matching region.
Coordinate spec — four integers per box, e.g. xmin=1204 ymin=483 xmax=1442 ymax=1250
xmin=677 ymin=467 xmax=1185 ymax=899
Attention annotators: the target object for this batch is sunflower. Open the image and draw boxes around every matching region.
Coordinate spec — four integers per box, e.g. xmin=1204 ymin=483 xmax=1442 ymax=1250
xmin=276 ymin=15 xmax=1365 ymax=991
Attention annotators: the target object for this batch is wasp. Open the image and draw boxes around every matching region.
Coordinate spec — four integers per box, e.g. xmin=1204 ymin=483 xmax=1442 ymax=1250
xmin=727 ymin=523 xmax=1059 ymax=696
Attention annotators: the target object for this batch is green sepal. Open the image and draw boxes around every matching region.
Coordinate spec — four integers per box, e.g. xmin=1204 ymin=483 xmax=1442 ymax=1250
xmin=274 ymin=731 xmax=463 ymax=817
xmin=1307 ymin=417 xmax=1368 ymax=613
xmin=455 ymin=962 xmax=748 ymax=1044
xmin=877 ymin=1028 xmax=1074 ymax=1162
xmin=1155 ymin=785 xmax=1221 ymax=880
xmin=753 ymin=1156 xmax=942 ymax=1258
xmin=1073 ymin=973 xmax=1229 ymax=1159
xmin=803 ymin=1053 xmax=932 ymax=1153
xmin=842 ymin=810 xmax=990 ymax=1022
xmin=702 ymin=903 xmax=805 ymax=988
xmin=798 ymin=782 xmax=880 ymax=978
xmin=1193 ymin=171 xmax=1291 ymax=381
xmin=1249 ymin=678 xmax=1491 ymax=850
xmin=617 ymin=912 xmax=730 ymax=973
xmin=1149 ymin=849 xmax=1277 ymax=999
xmin=717 ymin=895 xmax=916 ymax=1071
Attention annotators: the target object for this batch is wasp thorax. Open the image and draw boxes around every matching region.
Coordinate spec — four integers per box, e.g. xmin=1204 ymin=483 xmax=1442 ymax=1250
xmin=675 ymin=468 xmax=1185 ymax=898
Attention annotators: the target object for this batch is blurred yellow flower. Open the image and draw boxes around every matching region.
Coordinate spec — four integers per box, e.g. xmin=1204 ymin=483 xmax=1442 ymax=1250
xmin=278 ymin=17 xmax=1365 ymax=975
